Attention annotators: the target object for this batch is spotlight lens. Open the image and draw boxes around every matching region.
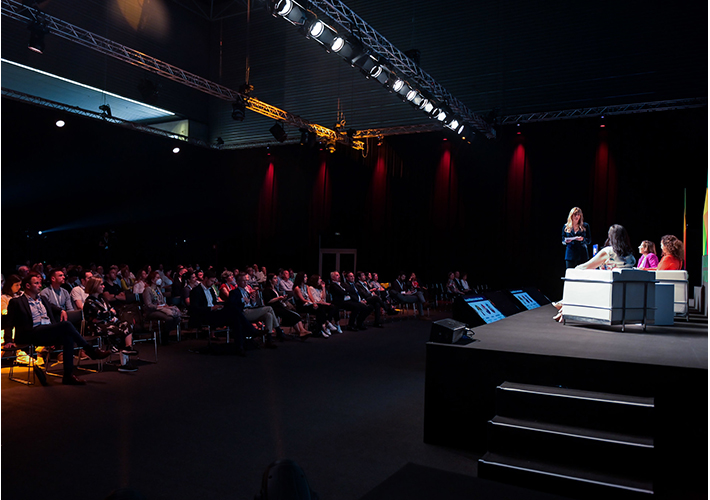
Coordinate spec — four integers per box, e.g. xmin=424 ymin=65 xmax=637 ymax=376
xmin=332 ymin=37 xmax=345 ymax=52
xmin=370 ymin=66 xmax=382 ymax=78
xmin=406 ymin=90 xmax=418 ymax=101
xmin=55 ymin=120 xmax=65 ymax=127
xmin=276 ymin=0 xmax=293 ymax=16
xmin=310 ymin=21 xmax=324 ymax=37
xmin=418 ymin=99 xmax=429 ymax=110
xmin=436 ymin=111 xmax=447 ymax=121
xmin=449 ymin=119 xmax=459 ymax=129
xmin=457 ymin=124 xmax=465 ymax=134
xmin=172 ymin=147 xmax=180 ymax=154
xmin=393 ymin=80 xmax=404 ymax=92
xmin=423 ymin=102 xmax=434 ymax=113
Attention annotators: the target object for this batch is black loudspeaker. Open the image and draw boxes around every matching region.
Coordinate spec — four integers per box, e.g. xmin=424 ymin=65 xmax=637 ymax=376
xmin=430 ymin=318 xmax=468 ymax=344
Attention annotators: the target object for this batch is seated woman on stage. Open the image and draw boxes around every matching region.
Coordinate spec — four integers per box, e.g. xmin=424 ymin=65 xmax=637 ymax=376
xmin=636 ymin=240 xmax=659 ymax=269
xmin=306 ymin=274 xmax=340 ymax=337
xmin=142 ymin=271 xmax=181 ymax=344
xmin=262 ymin=274 xmax=310 ymax=339
xmin=575 ymin=224 xmax=636 ymax=270
xmin=553 ymin=224 xmax=636 ymax=322
xmin=655 ymin=235 xmax=684 ymax=270
xmin=83 ymin=276 xmax=138 ymax=372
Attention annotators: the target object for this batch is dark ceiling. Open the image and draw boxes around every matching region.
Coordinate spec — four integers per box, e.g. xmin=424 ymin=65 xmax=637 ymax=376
xmin=1 ymin=0 xmax=707 ymax=148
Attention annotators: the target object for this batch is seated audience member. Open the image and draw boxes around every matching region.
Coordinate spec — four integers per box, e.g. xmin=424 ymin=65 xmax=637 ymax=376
xmin=6 ymin=272 xmax=111 ymax=385
xmin=456 ymin=271 xmax=472 ymax=293
xmin=329 ymin=271 xmax=372 ymax=331
xmin=409 ymin=272 xmax=430 ymax=299
xmin=655 ymin=235 xmax=684 ymax=271
xmin=263 ymin=273 xmax=311 ymax=339
xmin=132 ymin=269 xmax=148 ymax=295
xmin=354 ymin=271 xmax=387 ymax=327
xmin=254 ymin=264 xmax=266 ymax=284
xmin=40 ymin=269 xmax=79 ymax=325
xmin=188 ymin=270 xmax=248 ymax=355
xmin=553 ymin=224 xmax=636 ymax=322
xmin=1 ymin=275 xmax=23 ymax=314
xmin=446 ymin=272 xmax=464 ymax=295
xmin=390 ymin=272 xmax=429 ymax=319
xmin=71 ymin=270 xmax=93 ymax=310
xmin=170 ymin=266 xmax=187 ymax=306
xmin=142 ymin=271 xmax=181 ymax=345
xmin=181 ymin=271 xmax=198 ymax=308
xmin=119 ymin=265 xmax=135 ymax=292
xmin=277 ymin=269 xmax=294 ymax=296
xmin=245 ymin=267 xmax=260 ymax=290
xmin=219 ymin=270 xmax=237 ymax=302
xmin=368 ymin=273 xmax=396 ymax=313
xmin=2 ymin=274 xmax=27 ymax=358
xmin=31 ymin=262 xmax=46 ymax=280
xmin=83 ymin=277 xmax=138 ymax=372
xmin=233 ymin=273 xmax=281 ymax=347
xmin=17 ymin=265 xmax=30 ymax=279
xmin=306 ymin=274 xmax=340 ymax=336
xmin=103 ymin=266 xmax=127 ymax=307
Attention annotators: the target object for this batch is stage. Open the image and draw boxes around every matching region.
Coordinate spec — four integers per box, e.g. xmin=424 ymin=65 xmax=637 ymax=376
xmin=423 ymin=304 xmax=707 ymax=498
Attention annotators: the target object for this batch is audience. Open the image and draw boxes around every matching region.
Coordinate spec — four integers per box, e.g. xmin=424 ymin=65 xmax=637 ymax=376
xmin=307 ymin=274 xmax=340 ymax=337
xmin=329 ymin=271 xmax=372 ymax=332
xmin=142 ymin=271 xmax=181 ymax=345
xmin=391 ymin=272 xmax=429 ymax=319
xmin=234 ymin=273 xmax=281 ymax=347
xmin=262 ymin=273 xmax=311 ymax=339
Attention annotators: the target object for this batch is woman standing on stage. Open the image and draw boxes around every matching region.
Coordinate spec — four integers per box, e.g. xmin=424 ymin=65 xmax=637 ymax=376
xmin=562 ymin=207 xmax=591 ymax=268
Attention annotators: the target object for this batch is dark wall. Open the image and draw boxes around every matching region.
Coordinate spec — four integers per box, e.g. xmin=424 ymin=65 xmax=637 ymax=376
xmin=2 ymin=98 xmax=706 ymax=297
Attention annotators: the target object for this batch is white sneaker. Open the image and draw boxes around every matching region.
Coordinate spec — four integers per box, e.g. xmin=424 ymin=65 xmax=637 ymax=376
xmin=326 ymin=322 xmax=337 ymax=332
xmin=336 ymin=324 xmax=342 ymax=333
xmin=321 ymin=329 xmax=330 ymax=338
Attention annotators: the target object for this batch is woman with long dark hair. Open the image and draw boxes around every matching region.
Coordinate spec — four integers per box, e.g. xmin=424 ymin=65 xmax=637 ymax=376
xmin=576 ymin=224 xmax=636 ymax=270
xmin=263 ymin=273 xmax=310 ymax=339
xmin=83 ymin=276 xmax=138 ymax=372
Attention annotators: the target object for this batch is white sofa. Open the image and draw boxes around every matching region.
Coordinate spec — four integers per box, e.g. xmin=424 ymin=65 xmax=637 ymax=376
xmin=652 ymin=270 xmax=689 ymax=320
xmin=562 ymin=268 xmax=656 ymax=330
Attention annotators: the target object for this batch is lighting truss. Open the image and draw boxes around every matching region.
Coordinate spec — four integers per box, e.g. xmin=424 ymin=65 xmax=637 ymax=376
xmin=499 ymin=98 xmax=707 ymax=125
xmin=1 ymin=0 xmax=365 ymax=148
xmin=269 ymin=0 xmax=495 ymax=139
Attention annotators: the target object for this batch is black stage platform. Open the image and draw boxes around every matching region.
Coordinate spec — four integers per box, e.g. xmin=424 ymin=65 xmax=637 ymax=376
xmin=424 ymin=305 xmax=707 ymax=498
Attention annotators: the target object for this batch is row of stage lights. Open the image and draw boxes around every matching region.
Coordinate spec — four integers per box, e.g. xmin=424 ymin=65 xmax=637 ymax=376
xmin=271 ymin=0 xmax=472 ymax=140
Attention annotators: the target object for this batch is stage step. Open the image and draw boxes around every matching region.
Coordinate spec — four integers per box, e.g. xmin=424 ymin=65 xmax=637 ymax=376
xmin=478 ymin=382 xmax=655 ymax=499
xmin=487 ymin=416 xmax=653 ymax=478
xmin=495 ymin=381 xmax=655 ymax=436
xmin=478 ymin=452 xmax=654 ymax=499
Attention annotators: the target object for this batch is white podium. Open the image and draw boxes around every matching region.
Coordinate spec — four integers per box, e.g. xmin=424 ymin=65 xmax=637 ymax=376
xmin=562 ymin=269 xmax=655 ymax=331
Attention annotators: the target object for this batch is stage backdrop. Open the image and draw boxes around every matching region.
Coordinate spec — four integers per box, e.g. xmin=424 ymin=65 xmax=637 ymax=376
xmin=2 ymin=99 xmax=706 ymax=297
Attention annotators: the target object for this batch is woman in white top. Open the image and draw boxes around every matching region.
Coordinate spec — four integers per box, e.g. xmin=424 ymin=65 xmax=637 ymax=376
xmin=553 ymin=224 xmax=636 ymax=322
xmin=306 ymin=274 xmax=339 ymax=337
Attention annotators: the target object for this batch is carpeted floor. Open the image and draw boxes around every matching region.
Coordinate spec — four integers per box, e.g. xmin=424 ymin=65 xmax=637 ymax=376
xmin=2 ymin=312 xmax=501 ymax=500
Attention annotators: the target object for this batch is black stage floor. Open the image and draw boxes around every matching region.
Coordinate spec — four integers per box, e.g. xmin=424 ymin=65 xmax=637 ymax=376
xmin=457 ymin=304 xmax=707 ymax=369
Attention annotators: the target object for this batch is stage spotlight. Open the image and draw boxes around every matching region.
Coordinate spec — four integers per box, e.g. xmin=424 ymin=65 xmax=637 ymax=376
xmin=274 ymin=0 xmax=307 ymax=26
xmin=172 ymin=147 xmax=180 ymax=153
xmin=308 ymin=19 xmax=337 ymax=48
xmin=351 ymin=52 xmax=378 ymax=75
xmin=232 ymin=97 xmax=246 ymax=121
xmin=369 ymin=64 xmax=392 ymax=85
xmin=270 ymin=122 xmax=288 ymax=142
xmin=27 ymin=19 xmax=50 ymax=53
xmin=55 ymin=120 xmax=65 ymax=127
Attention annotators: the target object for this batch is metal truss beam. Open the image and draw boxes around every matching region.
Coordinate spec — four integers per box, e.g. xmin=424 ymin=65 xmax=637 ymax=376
xmin=1 ymin=0 xmax=365 ymax=147
xmin=304 ymin=0 xmax=495 ymax=139
xmin=499 ymin=98 xmax=707 ymax=125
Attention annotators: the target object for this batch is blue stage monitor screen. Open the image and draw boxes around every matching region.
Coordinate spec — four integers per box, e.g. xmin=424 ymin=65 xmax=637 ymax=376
xmin=464 ymin=296 xmax=506 ymax=324
xmin=510 ymin=290 xmax=541 ymax=310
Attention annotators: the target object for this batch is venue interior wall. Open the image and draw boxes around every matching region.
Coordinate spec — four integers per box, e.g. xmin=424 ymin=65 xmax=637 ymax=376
xmin=2 ymin=99 xmax=705 ymax=299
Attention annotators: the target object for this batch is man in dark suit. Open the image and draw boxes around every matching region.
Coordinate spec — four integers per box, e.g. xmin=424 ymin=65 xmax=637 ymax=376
xmin=353 ymin=271 xmax=388 ymax=328
xmin=6 ymin=272 xmax=111 ymax=385
xmin=329 ymin=271 xmax=372 ymax=331
xmin=188 ymin=270 xmax=249 ymax=355
xmin=389 ymin=272 xmax=429 ymax=320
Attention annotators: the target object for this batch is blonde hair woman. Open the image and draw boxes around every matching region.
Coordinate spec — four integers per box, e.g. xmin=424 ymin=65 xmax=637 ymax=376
xmin=562 ymin=207 xmax=591 ymax=268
